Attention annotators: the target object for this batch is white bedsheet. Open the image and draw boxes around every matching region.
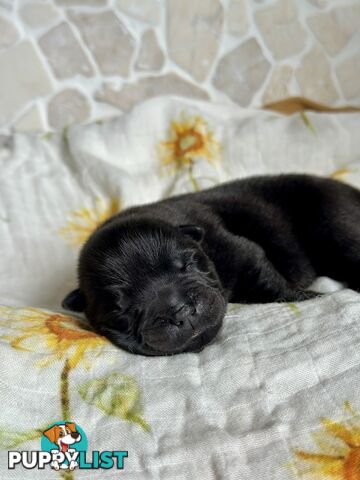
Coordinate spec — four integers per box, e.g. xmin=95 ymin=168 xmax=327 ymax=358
xmin=1 ymin=97 xmax=360 ymax=479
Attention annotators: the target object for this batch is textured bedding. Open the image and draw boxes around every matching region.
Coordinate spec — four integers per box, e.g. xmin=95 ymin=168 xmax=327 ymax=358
xmin=1 ymin=97 xmax=360 ymax=479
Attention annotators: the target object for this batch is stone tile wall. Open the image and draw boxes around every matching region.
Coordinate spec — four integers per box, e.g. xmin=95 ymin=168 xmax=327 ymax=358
xmin=0 ymin=0 xmax=359 ymax=133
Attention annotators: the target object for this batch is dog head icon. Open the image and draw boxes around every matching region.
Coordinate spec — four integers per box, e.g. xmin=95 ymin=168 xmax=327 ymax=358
xmin=43 ymin=423 xmax=81 ymax=453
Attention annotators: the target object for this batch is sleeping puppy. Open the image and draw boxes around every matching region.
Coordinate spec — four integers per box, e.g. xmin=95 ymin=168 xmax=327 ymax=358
xmin=63 ymin=174 xmax=360 ymax=356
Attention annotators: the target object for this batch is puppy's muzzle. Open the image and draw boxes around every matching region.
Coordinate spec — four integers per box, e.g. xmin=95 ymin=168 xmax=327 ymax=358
xmin=147 ymin=285 xmax=197 ymax=326
xmin=139 ymin=285 xmax=198 ymax=349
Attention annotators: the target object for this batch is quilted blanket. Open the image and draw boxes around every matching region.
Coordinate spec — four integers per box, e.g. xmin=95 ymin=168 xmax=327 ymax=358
xmin=1 ymin=97 xmax=360 ymax=480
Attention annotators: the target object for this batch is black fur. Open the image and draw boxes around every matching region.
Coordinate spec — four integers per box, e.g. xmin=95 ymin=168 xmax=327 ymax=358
xmin=63 ymin=174 xmax=360 ymax=356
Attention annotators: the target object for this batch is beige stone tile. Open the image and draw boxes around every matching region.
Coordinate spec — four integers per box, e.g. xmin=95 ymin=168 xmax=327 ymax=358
xmin=116 ymin=0 xmax=160 ymax=25
xmin=227 ymin=0 xmax=249 ymax=37
xmin=19 ymin=3 xmax=60 ymax=29
xmin=213 ymin=38 xmax=271 ymax=106
xmin=95 ymin=73 xmax=209 ymax=112
xmin=307 ymin=0 xmax=328 ymax=8
xmin=69 ymin=10 xmax=135 ymax=77
xmin=135 ymin=29 xmax=164 ymax=72
xmin=307 ymin=5 xmax=360 ymax=56
xmin=0 ymin=0 xmax=12 ymax=11
xmin=336 ymin=52 xmax=360 ymax=101
xmin=167 ymin=0 xmax=223 ymax=82
xmin=0 ymin=15 xmax=20 ymax=49
xmin=48 ymin=88 xmax=90 ymax=129
xmin=296 ymin=45 xmax=339 ymax=103
xmin=1 ymin=0 xmax=358 ymax=132
xmin=39 ymin=22 xmax=94 ymax=79
xmin=0 ymin=40 xmax=53 ymax=126
xmin=13 ymin=105 xmax=44 ymax=132
xmin=263 ymin=65 xmax=294 ymax=104
xmin=255 ymin=0 xmax=307 ymax=60
xmin=56 ymin=0 xmax=107 ymax=5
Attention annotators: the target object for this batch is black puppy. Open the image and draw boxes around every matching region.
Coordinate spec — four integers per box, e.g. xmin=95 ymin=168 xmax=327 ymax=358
xmin=63 ymin=174 xmax=360 ymax=356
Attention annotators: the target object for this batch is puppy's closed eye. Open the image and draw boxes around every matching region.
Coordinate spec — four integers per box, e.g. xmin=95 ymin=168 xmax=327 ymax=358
xmin=102 ymin=309 xmax=131 ymax=333
xmin=173 ymin=257 xmax=196 ymax=273
xmin=183 ymin=260 xmax=196 ymax=272
xmin=173 ymin=258 xmax=185 ymax=271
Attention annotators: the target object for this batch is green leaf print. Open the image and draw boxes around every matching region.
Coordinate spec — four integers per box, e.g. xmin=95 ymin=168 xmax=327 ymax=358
xmin=78 ymin=372 xmax=150 ymax=432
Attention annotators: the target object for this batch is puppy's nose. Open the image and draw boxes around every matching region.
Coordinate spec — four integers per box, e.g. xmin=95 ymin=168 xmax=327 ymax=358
xmin=154 ymin=287 xmax=196 ymax=326
xmin=170 ymin=304 xmax=187 ymax=327
xmin=71 ymin=432 xmax=80 ymax=439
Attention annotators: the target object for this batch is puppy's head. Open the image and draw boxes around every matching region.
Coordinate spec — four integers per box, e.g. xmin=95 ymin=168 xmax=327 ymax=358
xmin=63 ymin=219 xmax=226 ymax=356
xmin=43 ymin=423 xmax=81 ymax=449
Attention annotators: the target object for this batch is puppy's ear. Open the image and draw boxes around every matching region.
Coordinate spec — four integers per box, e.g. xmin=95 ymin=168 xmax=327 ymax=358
xmin=62 ymin=289 xmax=86 ymax=312
xmin=179 ymin=225 xmax=204 ymax=243
xmin=43 ymin=426 xmax=58 ymax=444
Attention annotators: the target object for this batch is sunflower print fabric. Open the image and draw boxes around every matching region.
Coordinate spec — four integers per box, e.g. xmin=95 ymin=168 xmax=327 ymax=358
xmin=0 ymin=307 xmax=149 ymax=432
xmin=60 ymin=197 xmax=121 ymax=247
xmin=0 ymin=307 xmax=107 ymax=368
xmin=158 ymin=113 xmax=222 ymax=191
xmin=159 ymin=114 xmax=221 ymax=169
xmin=1 ymin=97 xmax=360 ymax=479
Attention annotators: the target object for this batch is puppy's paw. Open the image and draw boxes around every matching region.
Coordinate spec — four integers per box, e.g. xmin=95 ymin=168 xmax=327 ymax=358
xmin=50 ymin=461 xmax=60 ymax=471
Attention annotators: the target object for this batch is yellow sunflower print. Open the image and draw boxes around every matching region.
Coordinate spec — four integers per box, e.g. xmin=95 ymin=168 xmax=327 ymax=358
xmin=0 ymin=306 xmax=107 ymax=369
xmin=330 ymin=168 xmax=353 ymax=181
xmin=159 ymin=113 xmax=221 ymax=190
xmin=60 ymin=196 xmax=120 ymax=247
xmin=0 ymin=306 xmax=148 ymax=442
xmin=293 ymin=401 xmax=360 ymax=479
